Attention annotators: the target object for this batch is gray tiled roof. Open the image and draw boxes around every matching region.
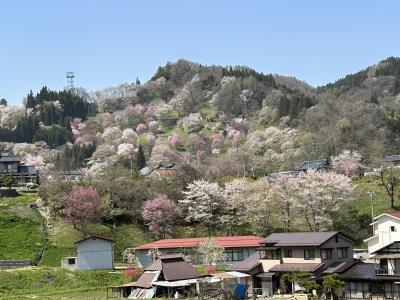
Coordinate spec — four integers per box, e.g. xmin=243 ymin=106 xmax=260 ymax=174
xmin=0 ymin=155 xmax=21 ymax=162
xmin=227 ymin=251 xmax=264 ymax=272
xmin=294 ymin=159 xmax=328 ymax=171
xmin=262 ymin=232 xmax=339 ymax=246
xmin=338 ymin=263 xmax=377 ymax=280
xmin=384 ymin=155 xmax=400 ymax=162
xmin=269 ymin=263 xmax=325 ymax=272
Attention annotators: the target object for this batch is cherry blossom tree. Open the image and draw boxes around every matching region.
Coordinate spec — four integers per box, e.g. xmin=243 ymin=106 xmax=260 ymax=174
xmin=331 ymin=150 xmax=362 ymax=175
xmin=197 ymin=238 xmax=225 ymax=266
xmin=142 ymin=195 xmax=181 ymax=238
xmin=270 ymin=175 xmax=297 ymax=232
xmin=64 ymin=186 xmax=102 ymax=237
xmin=179 ymin=180 xmax=223 ymax=236
xmin=292 ymin=170 xmax=354 ymax=231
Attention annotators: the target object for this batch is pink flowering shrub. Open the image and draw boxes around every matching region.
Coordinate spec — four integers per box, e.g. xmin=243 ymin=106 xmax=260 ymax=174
xmin=136 ymin=123 xmax=147 ymax=134
xmin=134 ymin=104 xmax=146 ymax=114
xmin=210 ymin=133 xmax=224 ymax=149
xmin=169 ymin=134 xmax=181 ymax=147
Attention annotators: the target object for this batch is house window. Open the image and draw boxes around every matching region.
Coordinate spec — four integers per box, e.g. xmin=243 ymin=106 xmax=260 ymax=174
xmin=337 ymin=247 xmax=348 ymax=259
xmin=225 ymin=249 xmax=244 ymax=261
xmin=320 ymin=248 xmax=333 ymax=260
xmin=391 ymin=226 xmax=396 ymax=232
xmin=335 ymin=235 xmax=339 ymax=243
xmin=68 ymin=258 xmax=76 ymax=265
xmin=304 ymin=249 xmax=315 ymax=260
xmin=284 ymin=249 xmax=293 ymax=258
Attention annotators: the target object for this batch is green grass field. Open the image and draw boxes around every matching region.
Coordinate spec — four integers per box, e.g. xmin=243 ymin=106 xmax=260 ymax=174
xmin=0 ymin=192 xmax=43 ymax=261
xmin=0 ymin=267 xmax=125 ymax=299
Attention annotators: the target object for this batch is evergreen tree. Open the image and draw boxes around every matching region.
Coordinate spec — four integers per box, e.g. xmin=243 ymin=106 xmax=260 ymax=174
xmin=136 ymin=144 xmax=146 ymax=170
xmin=0 ymin=98 xmax=7 ymax=106
xmin=135 ymin=77 xmax=141 ymax=85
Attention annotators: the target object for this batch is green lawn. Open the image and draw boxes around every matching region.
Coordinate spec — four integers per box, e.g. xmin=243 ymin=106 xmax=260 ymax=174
xmin=352 ymin=175 xmax=393 ymax=216
xmin=0 ymin=192 xmax=43 ymax=262
xmin=0 ymin=267 xmax=125 ymax=299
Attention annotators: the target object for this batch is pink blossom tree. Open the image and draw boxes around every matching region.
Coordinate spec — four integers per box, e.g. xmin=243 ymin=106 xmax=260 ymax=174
xmin=169 ymin=133 xmax=181 ymax=147
xmin=64 ymin=186 xmax=102 ymax=237
xmin=142 ymin=195 xmax=181 ymax=239
xmin=331 ymin=150 xmax=362 ymax=176
xmin=136 ymin=123 xmax=147 ymax=134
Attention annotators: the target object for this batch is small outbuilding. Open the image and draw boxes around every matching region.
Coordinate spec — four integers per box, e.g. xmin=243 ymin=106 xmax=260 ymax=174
xmin=75 ymin=235 xmax=115 ymax=270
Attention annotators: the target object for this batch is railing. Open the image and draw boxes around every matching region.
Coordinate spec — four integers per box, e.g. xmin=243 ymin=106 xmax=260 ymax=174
xmin=375 ymin=268 xmax=400 ymax=276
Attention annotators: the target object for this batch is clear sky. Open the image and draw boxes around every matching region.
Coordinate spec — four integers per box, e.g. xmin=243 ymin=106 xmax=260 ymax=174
xmin=1 ymin=0 xmax=400 ymax=105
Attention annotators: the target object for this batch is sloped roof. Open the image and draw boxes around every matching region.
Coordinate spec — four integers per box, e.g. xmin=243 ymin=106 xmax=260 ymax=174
xmin=338 ymin=262 xmax=377 ymax=280
xmin=261 ymin=232 xmax=339 ymax=246
xmin=384 ymin=155 xmax=400 ymax=162
xmin=294 ymin=159 xmax=328 ymax=171
xmin=0 ymin=155 xmax=21 ymax=162
xmin=145 ymin=254 xmax=199 ymax=281
xmin=227 ymin=251 xmax=264 ymax=272
xmin=131 ymin=271 xmax=160 ymax=288
xmin=75 ymin=234 xmax=115 ymax=244
xmin=136 ymin=236 xmax=263 ymax=250
xmin=269 ymin=263 xmax=325 ymax=273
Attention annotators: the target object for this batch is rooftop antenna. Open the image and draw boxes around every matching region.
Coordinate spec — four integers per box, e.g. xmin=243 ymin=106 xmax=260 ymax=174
xmin=66 ymin=72 xmax=75 ymax=91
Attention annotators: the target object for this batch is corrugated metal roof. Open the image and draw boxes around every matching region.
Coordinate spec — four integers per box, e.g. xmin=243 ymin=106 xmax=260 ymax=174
xmin=262 ymin=232 xmax=338 ymax=246
xmin=145 ymin=254 xmax=199 ymax=281
xmin=75 ymin=234 xmax=115 ymax=244
xmin=162 ymin=257 xmax=199 ymax=281
xmin=269 ymin=263 xmax=325 ymax=273
xmin=131 ymin=271 xmax=160 ymax=288
xmin=136 ymin=236 xmax=263 ymax=250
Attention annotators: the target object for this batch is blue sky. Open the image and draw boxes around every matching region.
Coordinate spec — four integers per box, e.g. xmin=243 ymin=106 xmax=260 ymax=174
xmin=1 ymin=0 xmax=399 ymax=105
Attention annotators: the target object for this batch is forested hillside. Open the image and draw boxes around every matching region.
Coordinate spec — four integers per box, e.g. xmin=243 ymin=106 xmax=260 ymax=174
xmin=1 ymin=57 xmax=400 ymax=177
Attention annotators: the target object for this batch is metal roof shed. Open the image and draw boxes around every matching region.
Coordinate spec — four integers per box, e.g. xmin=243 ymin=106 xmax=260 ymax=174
xmin=75 ymin=235 xmax=115 ymax=270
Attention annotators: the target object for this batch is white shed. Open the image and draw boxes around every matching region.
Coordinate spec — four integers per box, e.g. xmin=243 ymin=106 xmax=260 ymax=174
xmin=75 ymin=235 xmax=115 ymax=270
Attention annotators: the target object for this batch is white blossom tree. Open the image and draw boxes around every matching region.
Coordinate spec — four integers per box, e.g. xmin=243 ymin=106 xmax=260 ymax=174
xmin=197 ymin=238 xmax=225 ymax=266
xmin=292 ymin=170 xmax=354 ymax=231
xmin=179 ymin=179 xmax=223 ymax=236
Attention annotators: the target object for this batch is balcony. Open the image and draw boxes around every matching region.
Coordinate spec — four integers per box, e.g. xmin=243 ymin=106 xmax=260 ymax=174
xmin=375 ymin=268 xmax=400 ymax=276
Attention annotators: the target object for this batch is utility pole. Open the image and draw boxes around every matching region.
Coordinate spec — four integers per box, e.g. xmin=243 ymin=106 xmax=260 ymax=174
xmin=367 ymin=191 xmax=376 ymax=223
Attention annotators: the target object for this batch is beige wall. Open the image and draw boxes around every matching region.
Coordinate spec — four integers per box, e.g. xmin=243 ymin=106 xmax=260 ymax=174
xmin=261 ymin=259 xmax=281 ymax=271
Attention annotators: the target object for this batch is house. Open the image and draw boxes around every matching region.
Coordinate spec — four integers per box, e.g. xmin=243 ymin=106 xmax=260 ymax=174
xmin=135 ymin=236 xmax=263 ymax=268
xmin=335 ymin=211 xmax=400 ymax=299
xmin=0 ymin=155 xmax=38 ymax=184
xmin=56 ymin=170 xmax=83 ymax=182
xmin=109 ymin=254 xmax=199 ymax=299
xmin=384 ymin=155 xmax=400 ymax=165
xmin=67 ymin=235 xmax=115 ymax=270
xmin=228 ymin=231 xmax=356 ymax=297
xmin=294 ymin=159 xmax=330 ymax=173
xmin=149 ymin=162 xmax=179 ymax=178
xmin=265 ymin=171 xmax=301 ymax=182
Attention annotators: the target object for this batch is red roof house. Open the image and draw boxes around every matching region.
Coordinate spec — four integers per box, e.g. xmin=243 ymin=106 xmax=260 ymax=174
xmin=135 ymin=236 xmax=263 ymax=268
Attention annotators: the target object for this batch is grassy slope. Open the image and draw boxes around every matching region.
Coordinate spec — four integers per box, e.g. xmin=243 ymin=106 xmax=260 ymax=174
xmin=0 ymin=267 xmax=125 ymax=299
xmin=0 ymin=192 xmax=43 ymax=261
xmin=352 ymin=175 xmax=393 ymax=217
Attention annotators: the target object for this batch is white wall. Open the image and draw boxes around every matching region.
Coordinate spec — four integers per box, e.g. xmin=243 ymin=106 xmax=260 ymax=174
xmin=367 ymin=215 xmax=400 ymax=254
xmin=77 ymin=238 xmax=114 ymax=270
